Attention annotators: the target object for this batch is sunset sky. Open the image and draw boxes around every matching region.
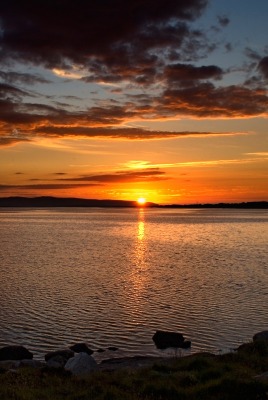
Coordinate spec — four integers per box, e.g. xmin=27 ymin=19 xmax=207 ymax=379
xmin=0 ymin=0 xmax=267 ymax=204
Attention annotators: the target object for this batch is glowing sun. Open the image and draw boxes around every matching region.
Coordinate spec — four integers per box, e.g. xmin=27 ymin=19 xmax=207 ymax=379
xmin=137 ymin=197 xmax=147 ymax=205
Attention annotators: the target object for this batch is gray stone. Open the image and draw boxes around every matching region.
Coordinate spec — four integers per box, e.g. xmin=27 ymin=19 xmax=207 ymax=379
xmin=64 ymin=352 xmax=98 ymax=376
xmin=253 ymin=331 xmax=268 ymax=342
xmin=0 ymin=346 xmax=33 ymax=361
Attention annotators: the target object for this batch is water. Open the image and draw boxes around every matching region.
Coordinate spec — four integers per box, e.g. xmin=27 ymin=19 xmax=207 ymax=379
xmin=0 ymin=207 xmax=267 ymax=361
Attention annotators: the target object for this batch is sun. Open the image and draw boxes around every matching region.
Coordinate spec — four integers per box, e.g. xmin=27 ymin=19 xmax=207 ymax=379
xmin=137 ymin=197 xmax=147 ymax=206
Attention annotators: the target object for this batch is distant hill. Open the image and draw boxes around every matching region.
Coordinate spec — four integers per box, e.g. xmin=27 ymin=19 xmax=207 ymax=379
xmin=0 ymin=196 xmax=158 ymax=208
xmin=161 ymin=201 xmax=268 ymax=209
xmin=0 ymin=196 xmax=267 ymax=208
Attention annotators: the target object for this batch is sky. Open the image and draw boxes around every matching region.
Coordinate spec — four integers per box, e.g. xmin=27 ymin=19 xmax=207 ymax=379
xmin=0 ymin=0 xmax=267 ymax=204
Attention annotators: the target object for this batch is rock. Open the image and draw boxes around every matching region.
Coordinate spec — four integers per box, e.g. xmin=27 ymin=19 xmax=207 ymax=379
xmin=97 ymin=348 xmax=105 ymax=353
xmin=64 ymin=352 xmax=98 ymax=376
xmin=69 ymin=343 xmax=93 ymax=355
xmin=180 ymin=340 xmax=191 ymax=349
xmin=237 ymin=342 xmax=254 ymax=353
xmin=19 ymin=359 xmax=45 ymax=368
xmin=0 ymin=346 xmax=33 ymax=361
xmin=46 ymin=355 xmax=66 ymax=368
xmin=253 ymin=331 xmax=268 ymax=342
xmin=107 ymin=346 xmax=118 ymax=351
xmin=152 ymin=330 xmax=190 ymax=349
xmin=45 ymin=349 xmax=74 ymax=362
xmin=0 ymin=360 xmax=20 ymax=370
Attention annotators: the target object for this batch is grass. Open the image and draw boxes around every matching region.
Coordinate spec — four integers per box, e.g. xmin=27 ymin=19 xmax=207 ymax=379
xmin=0 ymin=341 xmax=268 ymax=400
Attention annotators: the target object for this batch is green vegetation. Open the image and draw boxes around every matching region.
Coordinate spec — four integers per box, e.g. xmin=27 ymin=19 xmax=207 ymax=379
xmin=0 ymin=341 xmax=268 ymax=400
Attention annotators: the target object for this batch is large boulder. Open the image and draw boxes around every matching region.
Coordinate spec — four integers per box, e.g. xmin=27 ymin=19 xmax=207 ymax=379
xmin=253 ymin=331 xmax=268 ymax=342
xmin=46 ymin=355 xmax=67 ymax=368
xmin=45 ymin=349 xmax=74 ymax=362
xmin=152 ymin=330 xmax=191 ymax=349
xmin=64 ymin=352 xmax=98 ymax=376
xmin=69 ymin=343 xmax=93 ymax=355
xmin=0 ymin=346 xmax=33 ymax=361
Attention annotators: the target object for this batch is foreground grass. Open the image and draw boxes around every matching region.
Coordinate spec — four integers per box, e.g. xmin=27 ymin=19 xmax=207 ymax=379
xmin=0 ymin=341 xmax=268 ymax=400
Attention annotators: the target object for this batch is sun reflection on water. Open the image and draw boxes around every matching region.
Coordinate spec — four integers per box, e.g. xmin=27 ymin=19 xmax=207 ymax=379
xmin=129 ymin=208 xmax=149 ymax=306
xmin=137 ymin=209 xmax=145 ymax=241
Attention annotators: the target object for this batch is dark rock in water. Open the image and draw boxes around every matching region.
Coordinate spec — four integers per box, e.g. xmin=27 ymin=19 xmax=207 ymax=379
xmin=97 ymin=348 xmax=105 ymax=353
xmin=107 ymin=347 xmax=118 ymax=351
xmin=45 ymin=349 xmax=74 ymax=362
xmin=0 ymin=346 xmax=33 ymax=361
xmin=152 ymin=330 xmax=190 ymax=349
xmin=253 ymin=331 xmax=268 ymax=342
xmin=180 ymin=340 xmax=191 ymax=349
xmin=70 ymin=343 xmax=94 ymax=355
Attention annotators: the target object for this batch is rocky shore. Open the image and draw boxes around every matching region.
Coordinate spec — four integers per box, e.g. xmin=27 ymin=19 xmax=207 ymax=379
xmin=0 ymin=330 xmax=267 ymax=377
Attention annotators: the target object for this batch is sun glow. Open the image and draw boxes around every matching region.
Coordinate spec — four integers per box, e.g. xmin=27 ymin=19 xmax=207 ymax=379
xmin=137 ymin=197 xmax=147 ymax=205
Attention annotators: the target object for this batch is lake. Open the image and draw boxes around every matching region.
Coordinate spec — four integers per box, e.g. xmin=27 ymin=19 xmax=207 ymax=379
xmin=0 ymin=207 xmax=267 ymax=361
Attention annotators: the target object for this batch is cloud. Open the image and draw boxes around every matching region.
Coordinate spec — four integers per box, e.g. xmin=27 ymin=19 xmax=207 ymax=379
xmin=57 ymin=168 xmax=167 ymax=183
xmin=0 ymin=71 xmax=51 ymax=85
xmin=163 ymin=63 xmax=223 ymax=87
xmin=258 ymin=56 xmax=268 ymax=79
xmin=0 ymin=124 xmax=247 ymax=146
xmin=0 ymin=183 xmax=99 ymax=191
xmin=0 ymin=0 xmax=267 ymax=140
xmin=0 ymin=168 xmax=168 ymax=193
xmin=160 ymin=84 xmax=268 ymax=117
xmin=0 ymin=0 xmax=209 ymax=74
xmin=217 ymin=15 xmax=230 ymax=27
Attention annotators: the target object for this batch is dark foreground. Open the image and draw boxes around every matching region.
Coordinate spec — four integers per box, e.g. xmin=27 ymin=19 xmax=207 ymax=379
xmin=1 ymin=341 xmax=268 ymax=400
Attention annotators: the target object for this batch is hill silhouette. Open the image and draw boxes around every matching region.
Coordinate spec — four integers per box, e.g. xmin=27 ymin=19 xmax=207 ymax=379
xmin=0 ymin=196 xmax=267 ymax=208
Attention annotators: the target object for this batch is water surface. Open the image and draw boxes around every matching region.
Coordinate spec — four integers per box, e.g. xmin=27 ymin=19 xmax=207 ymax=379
xmin=0 ymin=208 xmax=267 ymax=361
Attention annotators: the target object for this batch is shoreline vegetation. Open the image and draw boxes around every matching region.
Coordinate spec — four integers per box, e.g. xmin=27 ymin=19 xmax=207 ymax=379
xmin=0 ymin=336 xmax=268 ymax=400
xmin=0 ymin=196 xmax=267 ymax=208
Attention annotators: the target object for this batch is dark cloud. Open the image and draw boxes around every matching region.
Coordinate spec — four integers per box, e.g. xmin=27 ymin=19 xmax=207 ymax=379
xmin=0 ymin=0 xmax=211 ymax=86
xmin=163 ymin=63 xmax=223 ymax=86
xmin=0 ymin=82 xmax=29 ymax=99
xmin=0 ymin=183 xmax=99 ymax=191
xmin=245 ymin=47 xmax=262 ymax=61
xmin=0 ymin=124 xmax=244 ymax=143
xmin=225 ymin=43 xmax=232 ymax=52
xmin=0 ymin=71 xmax=50 ymax=85
xmin=217 ymin=15 xmax=230 ymax=27
xmin=0 ymin=169 xmax=168 ymax=192
xmin=0 ymin=1 xmax=267 ymax=138
xmin=0 ymin=1 xmax=208 ymax=64
xmin=258 ymin=57 xmax=268 ymax=79
xmin=57 ymin=168 xmax=167 ymax=183
xmin=160 ymin=84 xmax=268 ymax=117
xmin=0 ymin=77 xmax=267 ymax=140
